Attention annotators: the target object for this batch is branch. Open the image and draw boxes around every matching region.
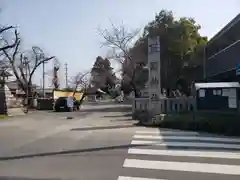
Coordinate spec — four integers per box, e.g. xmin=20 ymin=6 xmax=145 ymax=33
xmin=72 ymin=71 xmax=90 ymax=95
xmin=2 ymin=38 xmax=24 ymax=90
xmin=18 ymin=54 xmax=28 ymax=84
xmin=98 ymin=22 xmax=139 ymax=67
xmin=0 ymin=26 xmax=14 ymax=34
xmin=0 ymin=29 xmax=19 ymax=52
xmin=28 ymin=56 xmax=54 ymax=83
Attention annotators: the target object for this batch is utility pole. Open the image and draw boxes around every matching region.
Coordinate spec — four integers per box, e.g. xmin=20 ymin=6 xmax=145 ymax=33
xmin=42 ymin=62 xmax=45 ymax=97
xmin=23 ymin=56 xmax=29 ymax=113
xmin=65 ymin=63 xmax=68 ymax=88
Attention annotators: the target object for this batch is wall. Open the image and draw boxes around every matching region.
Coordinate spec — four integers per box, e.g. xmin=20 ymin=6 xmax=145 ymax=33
xmin=133 ymin=97 xmax=196 ymax=115
xmin=53 ymin=90 xmax=84 ymax=101
xmin=0 ymin=84 xmax=24 ymax=115
xmin=0 ymin=85 xmax=6 ymax=114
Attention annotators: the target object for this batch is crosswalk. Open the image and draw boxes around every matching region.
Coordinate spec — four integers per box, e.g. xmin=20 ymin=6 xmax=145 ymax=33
xmin=118 ymin=128 xmax=240 ymax=180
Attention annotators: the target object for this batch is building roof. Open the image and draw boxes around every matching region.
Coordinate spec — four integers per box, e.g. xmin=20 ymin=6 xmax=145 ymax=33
xmin=6 ymin=80 xmax=19 ymax=89
xmin=195 ymin=82 xmax=240 ymax=89
xmin=6 ymin=80 xmax=38 ymax=90
xmin=36 ymin=88 xmax=53 ymax=93
xmin=207 ymin=13 xmax=240 ymax=46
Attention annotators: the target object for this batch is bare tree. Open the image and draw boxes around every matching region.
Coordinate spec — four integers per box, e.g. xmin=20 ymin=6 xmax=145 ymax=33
xmin=3 ymin=43 xmax=54 ymax=93
xmin=71 ymin=71 xmax=90 ymax=96
xmin=71 ymin=71 xmax=90 ymax=106
xmin=98 ymin=22 xmax=143 ymax=97
xmin=2 ymin=30 xmax=55 ymax=107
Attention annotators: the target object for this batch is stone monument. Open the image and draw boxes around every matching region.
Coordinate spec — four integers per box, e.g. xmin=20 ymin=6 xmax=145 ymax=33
xmin=148 ymin=36 xmax=161 ymax=115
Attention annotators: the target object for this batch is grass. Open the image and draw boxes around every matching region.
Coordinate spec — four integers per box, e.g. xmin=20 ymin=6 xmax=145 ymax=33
xmin=0 ymin=114 xmax=8 ymax=119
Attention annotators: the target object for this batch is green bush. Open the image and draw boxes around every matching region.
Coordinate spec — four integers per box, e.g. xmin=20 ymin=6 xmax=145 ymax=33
xmin=133 ymin=110 xmax=152 ymax=123
xmin=158 ymin=112 xmax=240 ymax=136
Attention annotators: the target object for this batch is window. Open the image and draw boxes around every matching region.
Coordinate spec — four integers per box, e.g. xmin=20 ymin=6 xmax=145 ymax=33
xmin=213 ymin=89 xmax=222 ymax=96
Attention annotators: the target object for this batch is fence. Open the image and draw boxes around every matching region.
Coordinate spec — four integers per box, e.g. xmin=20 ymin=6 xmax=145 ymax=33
xmin=36 ymin=98 xmax=54 ymax=110
xmin=133 ymin=97 xmax=196 ymax=115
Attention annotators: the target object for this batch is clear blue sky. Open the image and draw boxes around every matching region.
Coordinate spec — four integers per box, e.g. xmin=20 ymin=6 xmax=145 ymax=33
xmin=1 ymin=0 xmax=239 ymax=87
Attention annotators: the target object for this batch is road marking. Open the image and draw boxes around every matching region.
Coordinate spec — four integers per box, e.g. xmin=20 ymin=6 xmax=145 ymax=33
xmin=136 ymin=130 xmax=198 ymax=135
xmin=128 ymin=148 xmax=240 ymax=159
xmin=123 ymin=159 xmax=240 ymax=175
xmin=118 ymin=176 xmax=166 ymax=180
xmin=131 ymin=140 xmax=240 ymax=149
xmin=133 ymin=135 xmax=240 ymax=143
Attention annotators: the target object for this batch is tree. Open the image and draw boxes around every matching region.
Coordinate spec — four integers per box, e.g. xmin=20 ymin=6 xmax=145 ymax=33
xmin=0 ymin=26 xmax=17 ymax=81
xmin=137 ymin=10 xmax=208 ymax=96
xmin=52 ymin=58 xmax=60 ymax=90
xmin=99 ymin=10 xmax=208 ymax=97
xmin=71 ymin=71 xmax=89 ymax=97
xmin=2 ymin=29 xmax=55 ymax=104
xmin=73 ymin=72 xmax=91 ymax=105
xmin=90 ymin=56 xmax=116 ymax=94
xmin=121 ymin=37 xmax=149 ymax=95
xmin=98 ymin=22 xmax=145 ymax=97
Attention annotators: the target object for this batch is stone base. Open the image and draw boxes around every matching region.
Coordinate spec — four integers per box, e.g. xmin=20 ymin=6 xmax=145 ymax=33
xmin=132 ymin=109 xmax=155 ymax=125
xmin=7 ymin=108 xmax=25 ymax=117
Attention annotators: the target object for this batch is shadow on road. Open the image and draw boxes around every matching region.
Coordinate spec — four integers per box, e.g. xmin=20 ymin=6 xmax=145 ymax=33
xmin=0 ymin=144 xmax=147 ymax=161
xmin=80 ymin=106 xmax=132 ymax=113
xmin=103 ymin=113 xmax=132 ymax=118
xmin=0 ymin=177 xmax=62 ymax=180
xmin=71 ymin=124 xmax=137 ymax=131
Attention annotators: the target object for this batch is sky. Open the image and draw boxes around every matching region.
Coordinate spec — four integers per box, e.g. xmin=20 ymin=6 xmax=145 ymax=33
xmin=1 ymin=0 xmax=239 ymax=88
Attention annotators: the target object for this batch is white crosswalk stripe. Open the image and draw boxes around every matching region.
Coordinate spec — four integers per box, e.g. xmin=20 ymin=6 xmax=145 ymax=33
xmin=118 ymin=176 xmax=166 ymax=180
xmin=128 ymin=148 xmax=240 ymax=159
xmin=131 ymin=140 xmax=240 ymax=149
xmin=118 ymin=128 xmax=240 ymax=180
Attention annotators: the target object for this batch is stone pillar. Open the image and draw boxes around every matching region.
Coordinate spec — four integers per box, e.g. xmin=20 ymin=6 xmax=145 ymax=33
xmin=148 ymin=36 xmax=161 ymax=116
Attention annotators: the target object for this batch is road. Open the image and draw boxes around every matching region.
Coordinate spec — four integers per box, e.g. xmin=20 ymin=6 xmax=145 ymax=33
xmin=0 ymin=103 xmax=240 ymax=180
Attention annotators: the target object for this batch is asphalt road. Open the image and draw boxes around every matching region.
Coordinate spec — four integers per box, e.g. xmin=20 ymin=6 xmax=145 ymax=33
xmin=0 ymin=103 xmax=139 ymax=180
xmin=0 ymin=103 xmax=240 ymax=180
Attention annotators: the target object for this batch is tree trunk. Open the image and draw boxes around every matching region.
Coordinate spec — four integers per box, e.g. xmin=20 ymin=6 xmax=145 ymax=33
xmin=79 ymin=92 xmax=86 ymax=107
xmin=0 ymin=81 xmax=7 ymax=115
xmin=131 ymin=69 xmax=141 ymax=98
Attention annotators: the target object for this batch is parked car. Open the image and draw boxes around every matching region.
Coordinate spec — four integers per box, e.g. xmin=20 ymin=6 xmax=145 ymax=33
xmin=54 ymin=96 xmax=75 ymax=112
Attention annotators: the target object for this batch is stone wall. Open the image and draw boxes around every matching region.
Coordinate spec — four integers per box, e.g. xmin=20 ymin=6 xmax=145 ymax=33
xmin=0 ymin=85 xmax=7 ymax=114
xmin=0 ymin=84 xmax=24 ymax=115
xmin=4 ymin=84 xmax=23 ymax=108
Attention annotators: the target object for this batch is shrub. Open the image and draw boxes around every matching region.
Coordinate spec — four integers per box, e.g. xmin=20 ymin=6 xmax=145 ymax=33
xmin=158 ymin=112 xmax=240 ymax=136
xmin=133 ymin=109 xmax=152 ymax=124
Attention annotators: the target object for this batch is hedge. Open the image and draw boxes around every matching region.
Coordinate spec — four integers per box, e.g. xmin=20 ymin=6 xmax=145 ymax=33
xmin=156 ymin=112 xmax=240 ymax=136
